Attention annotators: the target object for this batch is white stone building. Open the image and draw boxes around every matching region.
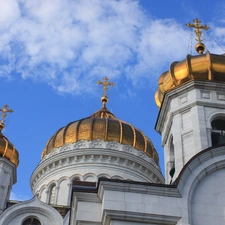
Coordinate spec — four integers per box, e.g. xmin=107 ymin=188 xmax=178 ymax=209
xmin=0 ymin=22 xmax=225 ymax=225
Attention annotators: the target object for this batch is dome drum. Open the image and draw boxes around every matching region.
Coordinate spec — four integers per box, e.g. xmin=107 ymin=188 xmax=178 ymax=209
xmin=32 ymin=139 xmax=165 ymax=202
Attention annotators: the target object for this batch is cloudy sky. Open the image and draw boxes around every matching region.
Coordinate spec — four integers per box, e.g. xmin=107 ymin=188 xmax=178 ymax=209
xmin=0 ymin=0 xmax=224 ymax=201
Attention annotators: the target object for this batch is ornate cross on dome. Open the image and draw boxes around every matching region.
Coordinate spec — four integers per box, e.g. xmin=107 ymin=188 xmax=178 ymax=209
xmin=186 ymin=18 xmax=209 ymax=44
xmin=186 ymin=18 xmax=210 ymax=54
xmin=97 ymin=77 xmax=115 ymax=97
xmin=0 ymin=104 xmax=14 ymax=124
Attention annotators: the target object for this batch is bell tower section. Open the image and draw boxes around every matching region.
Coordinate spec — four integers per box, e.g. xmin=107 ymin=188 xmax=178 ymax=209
xmin=155 ymin=19 xmax=225 ymax=184
xmin=156 ymin=78 xmax=225 ymax=183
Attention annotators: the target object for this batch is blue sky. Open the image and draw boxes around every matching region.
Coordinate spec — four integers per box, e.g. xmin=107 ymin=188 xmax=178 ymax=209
xmin=0 ymin=0 xmax=225 ymax=200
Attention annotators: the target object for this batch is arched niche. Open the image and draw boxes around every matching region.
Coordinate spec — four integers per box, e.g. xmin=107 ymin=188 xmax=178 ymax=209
xmin=48 ymin=184 xmax=56 ymax=205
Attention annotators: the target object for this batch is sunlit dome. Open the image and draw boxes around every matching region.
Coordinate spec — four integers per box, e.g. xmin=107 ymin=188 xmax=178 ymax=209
xmin=155 ymin=19 xmax=225 ymax=107
xmin=155 ymin=52 xmax=225 ymax=107
xmin=42 ymin=103 xmax=159 ymax=165
xmin=42 ymin=77 xmax=159 ymax=165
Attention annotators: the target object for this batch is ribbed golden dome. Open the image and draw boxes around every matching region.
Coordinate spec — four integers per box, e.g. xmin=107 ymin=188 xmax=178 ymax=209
xmin=155 ymin=52 xmax=225 ymax=107
xmin=42 ymin=106 xmax=159 ymax=165
xmin=0 ymin=123 xmax=19 ymax=166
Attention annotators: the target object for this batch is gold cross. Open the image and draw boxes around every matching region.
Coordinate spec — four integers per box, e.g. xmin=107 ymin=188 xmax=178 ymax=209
xmin=0 ymin=104 xmax=14 ymax=123
xmin=97 ymin=77 xmax=115 ymax=97
xmin=186 ymin=18 xmax=210 ymax=44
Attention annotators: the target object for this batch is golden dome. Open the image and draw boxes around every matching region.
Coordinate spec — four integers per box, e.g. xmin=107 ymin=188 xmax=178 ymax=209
xmin=42 ymin=105 xmax=159 ymax=165
xmin=155 ymin=52 xmax=225 ymax=107
xmin=0 ymin=123 xmax=19 ymax=166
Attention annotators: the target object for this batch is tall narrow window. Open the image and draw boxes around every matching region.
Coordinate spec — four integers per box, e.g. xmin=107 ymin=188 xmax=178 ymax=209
xmin=211 ymin=118 xmax=225 ymax=146
xmin=169 ymin=137 xmax=175 ymax=180
xmin=49 ymin=184 xmax=56 ymax=205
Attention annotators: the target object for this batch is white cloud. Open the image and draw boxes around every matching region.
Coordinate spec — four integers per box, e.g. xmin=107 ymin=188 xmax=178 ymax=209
xmin=0 ymin=0 xmax=21 ymax=31
xmin=0 ymin=0 xmax=224 ymax=95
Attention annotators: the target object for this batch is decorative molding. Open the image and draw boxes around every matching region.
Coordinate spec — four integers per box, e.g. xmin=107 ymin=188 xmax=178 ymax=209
xmin=217 ymin=92 xmax=225 ymax=101
xmin=32 ymin=152 xmax=163 ymax=191
xmin=73 ymin=192 xmax=101 ymax=203
xmin=102 ymin=209 xmax=181 ymax=225
xmin=181 ymin=110 xmax=191 ymax=131
xmin=160 ymin=99 xmax=225 ymax=145
xmin=31 ymin=140 xmax=164 ymax=193
xmin=156 ymin=80 xmax=225 ymax=135
xmin=179 ymin=93 xmax=188 ymax=104
xmin=201 ymin=91 xmax=210 ymax=99
xmin=98 ymin=181 xmax=180 ymax=201
xmin=41 ymin=140 xmax=155 ymax=166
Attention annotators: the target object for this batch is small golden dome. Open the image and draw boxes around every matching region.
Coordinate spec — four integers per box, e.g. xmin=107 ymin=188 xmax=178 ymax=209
xmin=0 ymin=123 xmax=19 ymax=166
xmin=42 ymin=106 xmax=159 ymax=165
xmin=155 ymin=52 xmax=225 ymax=107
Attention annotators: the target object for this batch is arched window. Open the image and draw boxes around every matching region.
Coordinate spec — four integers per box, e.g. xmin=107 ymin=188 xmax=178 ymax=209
xmin=22 ymin=217 xmax=41 ymax=225
xmin=49 ymin=184 xmax=56 ymax=205
xmin=211 ymin=118 xmax=225 ymax=146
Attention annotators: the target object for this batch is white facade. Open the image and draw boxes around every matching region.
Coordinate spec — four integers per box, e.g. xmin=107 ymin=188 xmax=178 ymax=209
xmin=0 ymin=78 xmax=225 ymax=224
xmin=69 ymin=145 xmax=225 ymax=225
xmin=155 ymin=80 xmax=225 ymax=183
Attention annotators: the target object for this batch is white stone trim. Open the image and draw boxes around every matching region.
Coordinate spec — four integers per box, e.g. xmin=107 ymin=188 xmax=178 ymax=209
xmin=156 ymin=80 xmax=225 ymax=135
xmin=31 ymin=140 xmax=164 ymax=193
xmin=31 ymin=140 xmax=164 ymax=206
xmin=32 ymin=152 xmax=163 ymax=191
xmin=41 ymin=140 xmax=156 ymax=165
xmin=98 ymin=180 xmax=180 ymax=199
xmin=102 ymin=209 xmax=181 ymax=225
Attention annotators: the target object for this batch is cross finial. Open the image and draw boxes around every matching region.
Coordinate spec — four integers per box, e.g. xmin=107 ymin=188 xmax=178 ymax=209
xmin=97 ymin=77 xmax=115 ymax=97
xmin=186 ymin=18 xmax=210 ymax=54
xmin=0 ymin=104 xmax=14 ymax=124
xmin=97 ymin=77 xmax=115 ymax=106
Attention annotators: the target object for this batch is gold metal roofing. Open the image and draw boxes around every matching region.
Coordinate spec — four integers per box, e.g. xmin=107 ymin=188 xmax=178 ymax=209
xmin=42 ymin=105 xmax=159 ymax=165
xmin=155 ymin=52 xmax=225 ymax=107
xmin=0 ymin=105 xmax=19 ymax=166
xmin=0 ymin=123 xmax=19 ymax=166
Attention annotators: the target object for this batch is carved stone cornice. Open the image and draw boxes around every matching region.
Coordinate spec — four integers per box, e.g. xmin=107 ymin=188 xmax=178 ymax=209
xmin=31 ymin=140 xmax=164 ymax=192
xmin=41 ymin=140 xmax=156 ymax=165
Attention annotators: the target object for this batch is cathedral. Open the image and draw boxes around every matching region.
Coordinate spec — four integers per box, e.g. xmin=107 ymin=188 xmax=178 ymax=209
xmin=0 ymin=19 xmax=225 ymax=225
